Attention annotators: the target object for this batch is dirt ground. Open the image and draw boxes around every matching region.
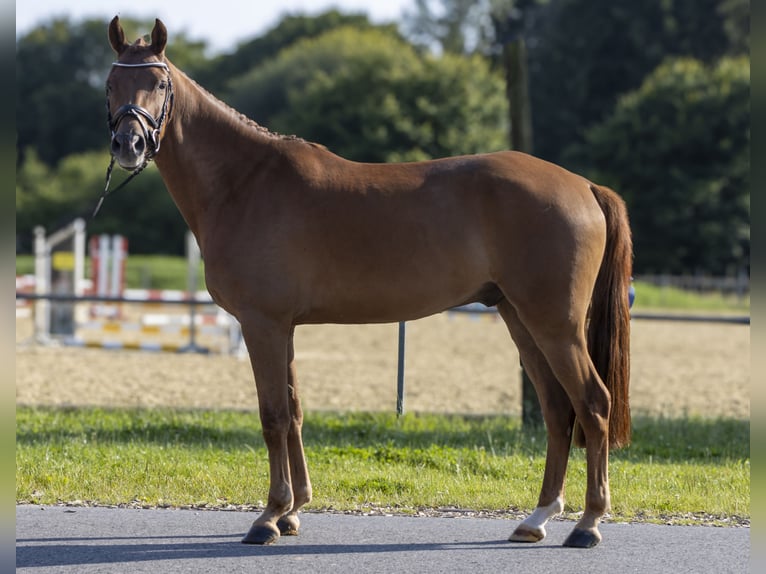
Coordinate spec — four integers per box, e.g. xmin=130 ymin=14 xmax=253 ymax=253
xmin=16 ymin=312 xmax=749 ymax=419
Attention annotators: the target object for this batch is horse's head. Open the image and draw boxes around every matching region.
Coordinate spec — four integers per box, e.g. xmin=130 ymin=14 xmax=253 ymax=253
xmin=106 ymin=16 xmax=173 ymax=170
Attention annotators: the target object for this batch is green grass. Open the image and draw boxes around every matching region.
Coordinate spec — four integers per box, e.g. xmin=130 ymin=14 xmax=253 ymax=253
xmin=16 ymin=407 xmax=749 ymax=525
xmin=17 ymin=255 xmax=749 ymax=312
xmin=119 ymin=255 xmax=206 ymax=290
xmin=631 ymin=280 xmax=749 ymax=314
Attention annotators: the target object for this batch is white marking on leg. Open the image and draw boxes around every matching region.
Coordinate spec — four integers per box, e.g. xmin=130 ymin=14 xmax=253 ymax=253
xmin=509 ymin=497 xmax=564 ymax=542
xmin=523 ymin=496 xmax=564 ymax=530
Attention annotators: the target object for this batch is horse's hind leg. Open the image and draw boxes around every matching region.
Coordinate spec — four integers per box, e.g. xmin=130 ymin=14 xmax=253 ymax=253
xmin=276 ymin=328 xmax=312 ymax=536
xmin=523 ymin=315 xmax=612 ymax=548
xmin=497 ymin=301 xmax=575 ymax=543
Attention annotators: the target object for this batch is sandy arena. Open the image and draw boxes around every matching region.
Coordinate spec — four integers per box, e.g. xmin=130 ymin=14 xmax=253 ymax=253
xmin=16 ymin=310 xmax=749 ymax=419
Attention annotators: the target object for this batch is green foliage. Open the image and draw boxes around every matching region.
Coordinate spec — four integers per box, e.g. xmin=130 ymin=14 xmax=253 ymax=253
xmin=16 ymin=18 xmax=112 ymax=166
xmin=400 ymin=0 xmax=749 ymax=165
xmin=524 ymin=0 xmax=749 ymax=165
xmin=199 ymin=10 xmax=399 ymax=92
xmin=718 ymin=0 xmax=750 ymax=54
xmin=570 ymin=57 xmax=750 ymax=275
xmin=16 ymin=150 xmax=59 ymax=234
xmin=228 ymin=26 xmax=508 ymax=162
xmin=16 ymin=407 xmax=749 ymax=523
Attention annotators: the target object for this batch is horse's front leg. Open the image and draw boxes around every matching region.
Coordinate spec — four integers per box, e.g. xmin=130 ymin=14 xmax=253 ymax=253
xmin=240 ymin=315 xmax=294 ymax=545
xmin=276 ymin=328 xmax=312 ymax=536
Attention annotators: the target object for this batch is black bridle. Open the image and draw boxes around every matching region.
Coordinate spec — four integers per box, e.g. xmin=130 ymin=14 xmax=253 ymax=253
xmin=93 ymin=61 xmax=174 ymax=218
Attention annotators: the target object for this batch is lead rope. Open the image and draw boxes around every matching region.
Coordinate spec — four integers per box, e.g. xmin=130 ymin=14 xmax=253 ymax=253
xmin=91 ymin=156 xmax=149 ymax=219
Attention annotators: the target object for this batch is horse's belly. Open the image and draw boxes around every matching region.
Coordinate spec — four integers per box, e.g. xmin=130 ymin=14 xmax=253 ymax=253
xmin=298 ymin=267 xmax=495 ymax=325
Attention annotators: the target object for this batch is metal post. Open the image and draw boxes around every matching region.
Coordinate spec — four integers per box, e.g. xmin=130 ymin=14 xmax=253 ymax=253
xmin=396 ymin=321 xmax=406 ymax=416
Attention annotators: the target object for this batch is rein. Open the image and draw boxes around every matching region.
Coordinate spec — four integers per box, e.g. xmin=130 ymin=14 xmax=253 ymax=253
xmin=93 ymin=61 xmax=174 ymax=218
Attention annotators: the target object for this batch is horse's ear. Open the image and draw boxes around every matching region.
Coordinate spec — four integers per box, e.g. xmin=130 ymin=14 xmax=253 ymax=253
xmin=108 ymin=16 xmax=129 ymax=55
xmin=151 ymin=19 xmax=168 ymax=56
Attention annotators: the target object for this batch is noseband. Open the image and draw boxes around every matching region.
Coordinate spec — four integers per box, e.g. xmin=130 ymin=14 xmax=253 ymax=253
xmin=93 ymin=61 xmax=174 ymax=217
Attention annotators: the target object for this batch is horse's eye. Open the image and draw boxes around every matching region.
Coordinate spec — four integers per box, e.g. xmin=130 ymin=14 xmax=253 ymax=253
xmin=158 ymin=80 xmax=167 ymax=91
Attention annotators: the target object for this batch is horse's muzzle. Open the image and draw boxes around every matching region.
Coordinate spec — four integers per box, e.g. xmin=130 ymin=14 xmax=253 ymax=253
xmin=111 ymin=130 xmax=147 ymax=170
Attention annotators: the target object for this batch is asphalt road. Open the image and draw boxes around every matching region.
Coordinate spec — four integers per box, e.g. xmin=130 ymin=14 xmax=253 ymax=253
xmin=16 ymin=505 xmax=749 ymax=573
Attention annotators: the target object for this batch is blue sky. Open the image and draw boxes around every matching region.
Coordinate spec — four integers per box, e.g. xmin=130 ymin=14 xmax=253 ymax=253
xmin=16 ymin=0 xmax=413 ymax=54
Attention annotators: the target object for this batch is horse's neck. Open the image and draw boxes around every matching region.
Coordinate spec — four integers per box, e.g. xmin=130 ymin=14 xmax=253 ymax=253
xmin=153 ymin=65 xmax=285 ymax=245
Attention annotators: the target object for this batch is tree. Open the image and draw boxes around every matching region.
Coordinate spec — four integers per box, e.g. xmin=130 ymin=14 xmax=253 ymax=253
xmin=525 ymin=0 xmax=749 ymax=165
xmin=571 ymin=57 xmax=750 ymax=275
xmin=199 ymin=10 xmax=400 ymax=93
xmin=16 ymin=149 xmax=61 ymax=249
xmin=16 ymin=18 xmax=113 ymax=166
xmin=400 ymin=0 xmax=750 ymax=165
xmin=226 ymin=27 xmax=508 ymax=162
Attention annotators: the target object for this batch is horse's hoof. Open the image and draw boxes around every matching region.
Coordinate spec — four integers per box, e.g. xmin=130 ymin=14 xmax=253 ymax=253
xmin=508 ymin=524 xmax=545 ymax=543
xmin=241 ymin=523 xmax=280 ymax=545
xmin=562 ymin=528 xmax=601 ymax=548
xmin=277 ymin=516 xmax=299 ymax=536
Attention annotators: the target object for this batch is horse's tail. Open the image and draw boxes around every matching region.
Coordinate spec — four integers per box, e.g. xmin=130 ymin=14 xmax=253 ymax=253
xmin=574 ymin=184 xmax=633 ymax=449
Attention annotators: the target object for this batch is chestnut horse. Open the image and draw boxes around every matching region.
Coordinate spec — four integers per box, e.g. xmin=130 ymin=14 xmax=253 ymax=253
xmin=106 ymin=17 xmax=632 ymax=548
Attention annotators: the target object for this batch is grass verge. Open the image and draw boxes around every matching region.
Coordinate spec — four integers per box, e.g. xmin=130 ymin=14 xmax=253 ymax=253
xmin=630 ymin=281 xmax=749 ymax=314
xmin=16 ymin=407 xmax=749 ymax=526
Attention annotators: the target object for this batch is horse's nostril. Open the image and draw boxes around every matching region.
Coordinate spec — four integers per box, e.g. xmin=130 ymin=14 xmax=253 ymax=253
xmin=134 ymin=136 xmax=145 ymax=154
xmin=111 ymin=136 xmax=121 ymax=155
